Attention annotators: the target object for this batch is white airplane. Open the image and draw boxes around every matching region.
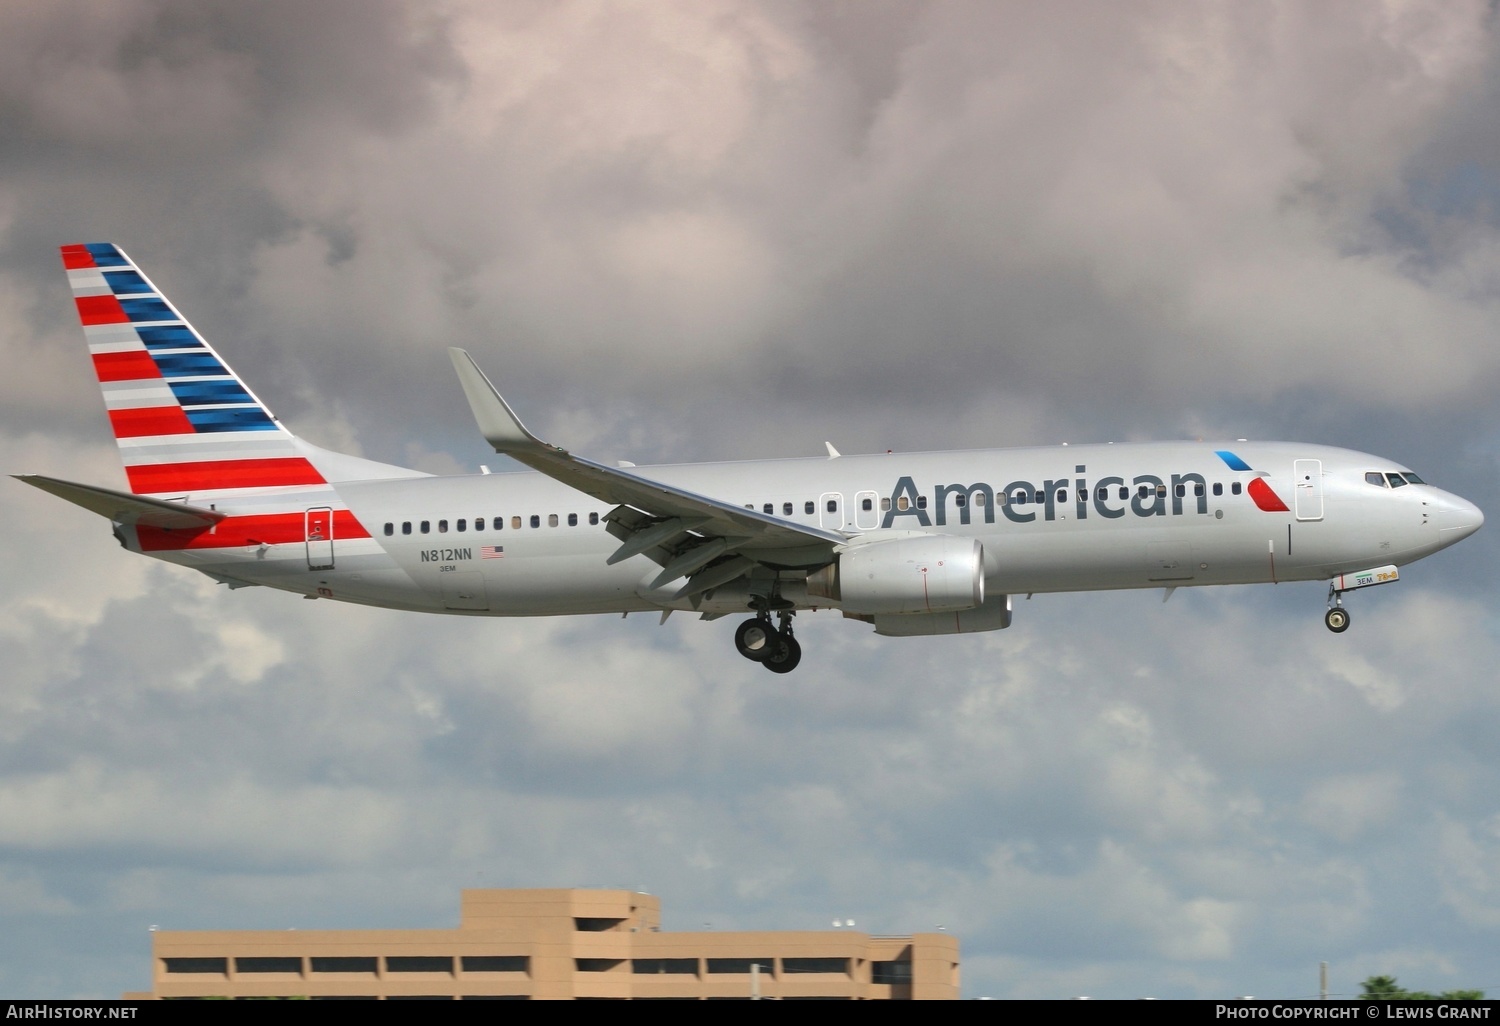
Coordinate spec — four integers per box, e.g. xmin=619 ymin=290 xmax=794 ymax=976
xmin=18 ymin=244 xmax=1485 ymax=673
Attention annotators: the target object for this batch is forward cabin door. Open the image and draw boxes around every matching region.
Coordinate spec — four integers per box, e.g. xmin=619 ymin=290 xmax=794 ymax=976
xmin=305 ymin=507 xmax=335 ymax=570
xmin=1293 ymin=459 xmax=1324 ymax=521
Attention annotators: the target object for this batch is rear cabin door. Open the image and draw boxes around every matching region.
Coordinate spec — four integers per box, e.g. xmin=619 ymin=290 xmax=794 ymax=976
xmin=305 ymin=507 xmax=335 ymax=570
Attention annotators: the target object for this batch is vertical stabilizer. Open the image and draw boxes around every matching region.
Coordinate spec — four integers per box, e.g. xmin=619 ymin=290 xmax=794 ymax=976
xmin=62 ymin=243 xmax=325 ymax=499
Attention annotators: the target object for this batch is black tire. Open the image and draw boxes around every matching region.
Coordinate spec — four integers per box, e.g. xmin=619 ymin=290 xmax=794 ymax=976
xmin=735 ymin=618 xmax=776 ymax=661
xmin=1324 ymin=607 xmax=1350 ymax=633
xmin=762 ymin=634 xmax=802 ymax=674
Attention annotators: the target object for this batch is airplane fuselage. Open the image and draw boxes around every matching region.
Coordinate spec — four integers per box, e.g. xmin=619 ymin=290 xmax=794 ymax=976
xmin=117 ymin=440 xmax=1477 ymax=618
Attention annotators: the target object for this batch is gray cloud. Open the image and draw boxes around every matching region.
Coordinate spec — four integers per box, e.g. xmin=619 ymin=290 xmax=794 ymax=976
xmin=2 ymin=0 xmax=1499 ymax=1000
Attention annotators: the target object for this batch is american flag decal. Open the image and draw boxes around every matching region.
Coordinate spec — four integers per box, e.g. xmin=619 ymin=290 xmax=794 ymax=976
xmin=481 ymin=545 xmax=505 ymax=559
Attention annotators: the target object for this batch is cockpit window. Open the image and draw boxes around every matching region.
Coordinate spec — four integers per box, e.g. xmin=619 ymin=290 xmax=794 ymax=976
xmin=1385 ymin=473 xmax=1407 ymax=488
xmin=1365 ymin=472 xmax=1385 ymax=486
xmin=1402 ymin=472 xmax=1424 ymax=485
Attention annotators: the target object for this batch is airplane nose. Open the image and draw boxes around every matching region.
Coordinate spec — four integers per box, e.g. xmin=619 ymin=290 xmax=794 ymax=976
xmin=1437 ymin=496 xmax=1484 ymax=544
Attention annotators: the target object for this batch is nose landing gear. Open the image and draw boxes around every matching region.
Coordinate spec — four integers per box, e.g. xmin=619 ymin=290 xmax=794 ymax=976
xmin=1323 ymin=604 xmax=1350 ymax=633
xmin=733 ymin=607 xmax=802 ymax=673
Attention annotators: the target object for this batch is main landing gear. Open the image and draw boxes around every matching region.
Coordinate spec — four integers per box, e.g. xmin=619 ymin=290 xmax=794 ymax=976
xmin=734 ymin=609 xmax=801 ymax=674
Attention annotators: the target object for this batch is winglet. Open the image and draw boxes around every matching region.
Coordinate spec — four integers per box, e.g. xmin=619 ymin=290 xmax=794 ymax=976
xmin=447 ymin=348 xmax=554 ymax=456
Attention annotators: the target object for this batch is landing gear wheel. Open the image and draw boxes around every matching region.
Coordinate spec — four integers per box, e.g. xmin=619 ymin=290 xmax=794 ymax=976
xmin=1324 ymin=607 xmax=1350 ymax=633
xmin=762 ymin=633 xmax=802 ymax=674
xmin=735 ymin=618 xmax=777 ymax=662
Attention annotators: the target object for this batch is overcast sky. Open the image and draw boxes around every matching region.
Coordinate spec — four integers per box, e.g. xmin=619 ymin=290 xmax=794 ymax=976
xmin=3 ymin=0 xmax=1500 ymax=1000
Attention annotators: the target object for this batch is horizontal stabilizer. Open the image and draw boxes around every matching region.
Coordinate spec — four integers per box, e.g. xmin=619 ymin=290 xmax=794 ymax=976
xmin=14 ymin=474 xmax=226 ymax=529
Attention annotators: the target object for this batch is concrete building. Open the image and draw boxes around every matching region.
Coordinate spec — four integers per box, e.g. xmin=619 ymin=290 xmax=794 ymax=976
xmin=139 ymin=888 xmax=960 ymax=1000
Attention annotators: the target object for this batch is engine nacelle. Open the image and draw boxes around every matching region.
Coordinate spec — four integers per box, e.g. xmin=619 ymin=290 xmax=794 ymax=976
xmin=807 ymin=535 xmax=984 ymax=615
xmin=871 ymin=594 xmax=1013 ymax=636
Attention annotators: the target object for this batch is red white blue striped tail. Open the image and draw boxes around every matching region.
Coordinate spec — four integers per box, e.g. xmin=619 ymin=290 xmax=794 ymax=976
xmin=62 ymin=243 xmax=327 ymax=499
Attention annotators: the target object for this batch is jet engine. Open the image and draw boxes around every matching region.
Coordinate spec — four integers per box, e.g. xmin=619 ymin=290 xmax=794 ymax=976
xmin=806 ymin=535 xmax=984 ymax=615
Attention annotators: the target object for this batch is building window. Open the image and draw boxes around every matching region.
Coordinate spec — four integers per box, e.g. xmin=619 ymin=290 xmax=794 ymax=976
xmin=576 ymin=959 xmax=623 ymax=973
xmin=872 ymin=960 xmax=912 ymax=984
xmin=462 ymin=956 xmax=529 ymax=973
xmin=235 ymin=957 xmax=301 ymax=974
xmin=311 ymin=957 xmax=377 ymax=973
xmin=782 ymin=957 xmax=848 ymax=975
xmin=632 ymin=959 xmax=698 ymax=975
xmin=163 ymin=958 xmax=227 ymax=974
xmin=707 ymin=959 xmax=773 ymax=975
xmin=387 ymin=956 xmax=453 ymax=973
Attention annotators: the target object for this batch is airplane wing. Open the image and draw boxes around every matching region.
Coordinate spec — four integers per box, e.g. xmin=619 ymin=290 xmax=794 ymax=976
xmin=448 ymin=349 xmax=842 ymax=595
xmin=14 ymin=474 xmax=227 ymax=530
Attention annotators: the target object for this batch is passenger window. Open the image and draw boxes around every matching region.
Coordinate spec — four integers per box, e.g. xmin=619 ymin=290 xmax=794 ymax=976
xmin=568 ymin=513 xmax=578 ymax=526
xmin=917 ymin=496 xmax=928 ymax=509
xmin=1057 ymin=489 xmax=1066 ymax=502
xmin=383 ymin=523 xmax=393 ymax=536
xmin=402 ymin=522 xmax=412 ymax=535
xmin=1014 ymin=492 xmax=1027 ymax=506
xmin=897 ymin=497 xmax=909 ymax=511
xmin=1035 ymin=491 xmax=1045 ymax=503
xmin=974 ymin=494 xmax=985 ymax=507
xmin=1138 ymin=485 xmax=1149 ymax=498
xmin=804 ymin=501 xmax=815 ymax=515
xmin=420 ymin=521 xmax=430 ymax=534
xmin=589 ymin=512 xmax=599 ymax=525
xmin=762 ymin=503 xmax=773 ymax=514
xmin=474 ymin=518 xmax=485 ymax=531
xmin=881 ymin=498 xmax=891 ymax=512
xmin=457 ymin=519 xmax=467 ymax=532
xmin=438 ymin=520 xmax=449 ymax=533
xmin=1212 ymin=483 xmax=1222 ymax=496
xmin=1174 ymin=485 xmax=1185 ymax=498
xmin=548 ymin=514 xmax=559 ymax=526
xmin=1156 ymin=485 xmax=1167 ymax=498
xmin=1194 ymin=483 xmax=1204 ymax=496
xmin=530 ymin=515 xmax=540 ymax=528
xmin=1231 ymin=482 xmax=1242 ymax=495
xmin=1076 ymin=489 xmax=1085 ymax=503
xmin=783 ymin=502 xmax=793 ymax=516
xmin=511 ymin=516 xmax=522 ymax=529
xmin=953 ymin=495 xmax=966 ymax=508
xmin=1365 ymin=472 xmax=1385 ymax=486
xmin=1118 ymin=486 xmax=1128 ymax=500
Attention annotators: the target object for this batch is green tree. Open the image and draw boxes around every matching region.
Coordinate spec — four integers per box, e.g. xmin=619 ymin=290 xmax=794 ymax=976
xmin=1359 ymin=975 xmax=1483 ymax=1000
